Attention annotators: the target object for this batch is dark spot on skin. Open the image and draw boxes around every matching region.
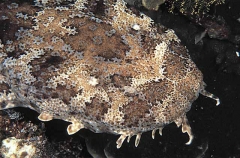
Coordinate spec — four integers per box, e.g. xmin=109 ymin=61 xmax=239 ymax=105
xmin=1 ymin=101 xmax=7 ymax=109
xmin=20 ymin=151 xmax=28 ymax=158
xmin=45 ymin=56 xmax=64 ymax=66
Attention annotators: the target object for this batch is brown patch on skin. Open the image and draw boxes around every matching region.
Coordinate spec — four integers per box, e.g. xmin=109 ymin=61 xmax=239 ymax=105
xmin=169 ymin=42 xmax=189 ymax=58
xmin=65 ymin=17 xmax=130 ymax=59
xmin=164 ymin=53 xmax=189 ymax=80
xmin=0 ymin=2 xmax=37 ymax=42
xmin=142 ymin=79 xmax=174 ymax=103
xmin=31 ymin=55 xmax=65 ymax=81
xmin=112 ymin=74 xmax=129 ymax=88
xmin=122 ymin=99 xmax=151 ymax=127
xmin=51 ymin=85 xmax=79 ymax=104
xmin=84 ymin=97 xmax=109 ymax=121
xmin=0 ymin=83 xmax=10 ymax=93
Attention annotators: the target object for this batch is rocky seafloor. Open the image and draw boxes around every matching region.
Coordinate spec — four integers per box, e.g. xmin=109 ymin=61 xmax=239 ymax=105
xmin=0 ymin=0 xmax=240 ymax=157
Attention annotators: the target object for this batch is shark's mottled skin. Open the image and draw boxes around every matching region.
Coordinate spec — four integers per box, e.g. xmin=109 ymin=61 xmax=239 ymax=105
xmin=0 ymin=0 xmax=219 ymax=148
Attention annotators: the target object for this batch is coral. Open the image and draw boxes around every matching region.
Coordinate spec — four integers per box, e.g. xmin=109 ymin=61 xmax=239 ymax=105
xmin=1 ymin=137 xmax=37 ymax=158
xmin=130 ymin=0 xmax=225 ymax=16
xmin=0 ymin=109 xmax=85 ymax=157
xmin=0 ymin=110 xmax=47 ymax=158
xmin=167 ymin=0 xmax=225 ymax=16
xmin=0 ymin=0 xmax=219 ymax=149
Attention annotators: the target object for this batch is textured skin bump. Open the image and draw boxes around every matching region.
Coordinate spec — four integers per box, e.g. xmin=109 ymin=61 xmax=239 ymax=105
xmin=0 ymin=0 xmax=219 ymax=148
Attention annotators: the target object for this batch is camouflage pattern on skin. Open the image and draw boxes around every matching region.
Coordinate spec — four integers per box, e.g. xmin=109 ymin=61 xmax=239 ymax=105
xmin=0 ymin=0 xmax=219 ymax=148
